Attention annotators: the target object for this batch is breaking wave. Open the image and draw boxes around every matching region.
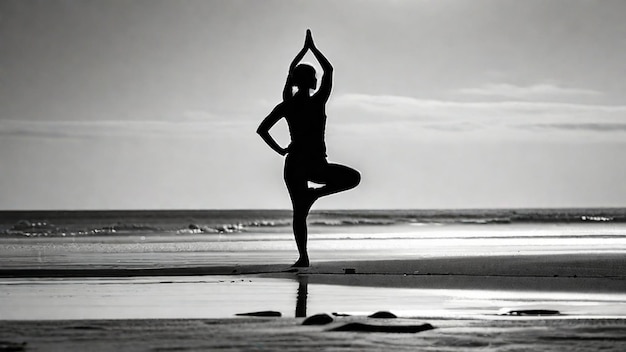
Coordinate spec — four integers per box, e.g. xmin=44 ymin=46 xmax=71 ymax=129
xmin=1 ymin=208 xmax=624 ymax=237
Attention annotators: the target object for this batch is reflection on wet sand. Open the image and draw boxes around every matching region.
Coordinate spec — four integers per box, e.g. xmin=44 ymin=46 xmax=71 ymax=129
xmin=296 ymin=275 xmax=308 ymax=317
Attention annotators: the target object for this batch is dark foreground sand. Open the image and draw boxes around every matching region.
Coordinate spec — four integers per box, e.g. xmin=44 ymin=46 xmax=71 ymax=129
xmin=2 ymin=317 xmax=626 ymax=351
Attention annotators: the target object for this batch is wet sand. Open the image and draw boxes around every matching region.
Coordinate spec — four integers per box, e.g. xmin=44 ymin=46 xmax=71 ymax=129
xmin=1 ymin=254 xmax=625 ymax=351
xmin=2 ymin=253 xmax=624 ymax=293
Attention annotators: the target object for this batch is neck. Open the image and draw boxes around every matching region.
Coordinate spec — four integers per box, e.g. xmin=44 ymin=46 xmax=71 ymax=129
xmin=295 ymin=88 xmax=311 ymax=97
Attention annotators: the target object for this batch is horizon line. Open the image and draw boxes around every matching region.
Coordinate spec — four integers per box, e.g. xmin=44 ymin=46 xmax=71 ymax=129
xmin=1 ymin=206 xmax=625 ymax=213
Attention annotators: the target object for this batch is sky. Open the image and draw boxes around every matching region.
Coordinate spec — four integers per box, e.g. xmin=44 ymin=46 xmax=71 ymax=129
xmin=1 ymin=0 xmax=625 ymax=210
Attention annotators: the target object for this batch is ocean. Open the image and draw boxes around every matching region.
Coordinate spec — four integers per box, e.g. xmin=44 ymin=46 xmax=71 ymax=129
xmin=1 ymin=208 xmax=624 ymax=237
xmin=1 ymin=208 xmax=625 ymax=271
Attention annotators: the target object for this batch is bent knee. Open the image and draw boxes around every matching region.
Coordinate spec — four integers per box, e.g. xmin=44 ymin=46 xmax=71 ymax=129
xmin=348 ymin=168 xmax=361 ymax=188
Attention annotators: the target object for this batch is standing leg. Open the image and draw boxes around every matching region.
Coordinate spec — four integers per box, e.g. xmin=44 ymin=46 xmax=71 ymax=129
xmin=290 ymin=196 xmax=313 ymax=267
xmin=284 ymin=156 xmax=315 ymax=267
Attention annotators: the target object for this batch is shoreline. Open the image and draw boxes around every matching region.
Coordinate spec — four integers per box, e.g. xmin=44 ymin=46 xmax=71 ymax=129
xmin=2 ymin=252 xmax=624 ymax=278
xmin=2 ymin=253 xmax=624 ymax=295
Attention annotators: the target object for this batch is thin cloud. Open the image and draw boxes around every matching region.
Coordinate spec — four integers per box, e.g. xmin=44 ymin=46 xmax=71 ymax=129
xmin=457 ymin=83 xmax=602 ymax=100
xmin=0 ymin=128 xmax=81 ymax=140
xmin=422 ymin=122 xmax=484 ymax=132
xmin=519 ymin=123 xmax=626 ymax=132
xmin=0 ymin=117 xmax=247 ymax=140
xmin=332 ymin=93 xmax=626 ymax=131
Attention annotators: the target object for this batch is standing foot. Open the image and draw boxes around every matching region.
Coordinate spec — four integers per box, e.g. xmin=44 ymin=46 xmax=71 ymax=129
xmin=291 ymin=257 xmax=310 ymax=268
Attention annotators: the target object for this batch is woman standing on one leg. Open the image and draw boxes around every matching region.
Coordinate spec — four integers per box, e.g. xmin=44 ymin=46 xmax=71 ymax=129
xmin=257 ymin=30 xmax=360 ymax=267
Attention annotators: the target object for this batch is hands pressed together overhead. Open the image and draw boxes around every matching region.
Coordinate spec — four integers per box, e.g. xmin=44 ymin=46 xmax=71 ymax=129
xmin=304 ymin=29 xmax=315 ymax=50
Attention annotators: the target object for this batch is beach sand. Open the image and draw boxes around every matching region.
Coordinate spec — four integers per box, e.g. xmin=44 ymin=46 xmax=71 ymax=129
xmin=1 ymin=254 xmax=626 ymax=351
xmin=2 ymin=317 xmax=626 ymax=352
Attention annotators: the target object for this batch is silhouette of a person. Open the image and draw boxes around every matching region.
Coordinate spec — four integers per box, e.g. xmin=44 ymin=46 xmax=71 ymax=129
xmin=257 ymin=30 xmax=360 ymax=267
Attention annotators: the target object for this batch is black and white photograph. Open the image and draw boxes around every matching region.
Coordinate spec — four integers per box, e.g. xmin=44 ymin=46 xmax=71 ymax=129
xmin=1 ymin=0 xmax=625 ymax=350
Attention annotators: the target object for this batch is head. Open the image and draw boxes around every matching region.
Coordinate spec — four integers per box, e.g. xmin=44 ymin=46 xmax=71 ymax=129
xmin=291 ymin=64 xmax=317 ymax=91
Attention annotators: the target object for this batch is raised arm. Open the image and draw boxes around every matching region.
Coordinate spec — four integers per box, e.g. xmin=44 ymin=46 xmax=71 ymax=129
xmin=282 ymin=39 xmax=309 ymax=101
xmin=257 ymin=103 xmax=289 ymax=156
xmin=306 ymin=30 xmax=333 ymax=102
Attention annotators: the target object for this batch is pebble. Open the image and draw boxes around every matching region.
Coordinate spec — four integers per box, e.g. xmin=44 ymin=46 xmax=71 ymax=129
xmin=302 ymin=313 xmax=334 ymax=326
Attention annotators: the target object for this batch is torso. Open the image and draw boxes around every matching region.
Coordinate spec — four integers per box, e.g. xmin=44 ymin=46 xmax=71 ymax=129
xmin=284 ymin=94 xmax=327 ymax=160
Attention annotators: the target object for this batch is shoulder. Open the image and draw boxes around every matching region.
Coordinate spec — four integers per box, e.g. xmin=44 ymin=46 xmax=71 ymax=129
xmin=311 ymin=91 xmax=329 ymax=105
xmin=271 ymin=100 xmax=289 ymax=113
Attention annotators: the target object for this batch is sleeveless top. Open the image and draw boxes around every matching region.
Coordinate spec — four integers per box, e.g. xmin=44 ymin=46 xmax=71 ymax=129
xmin=284 ymin=95 xmax=327 ymax=161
